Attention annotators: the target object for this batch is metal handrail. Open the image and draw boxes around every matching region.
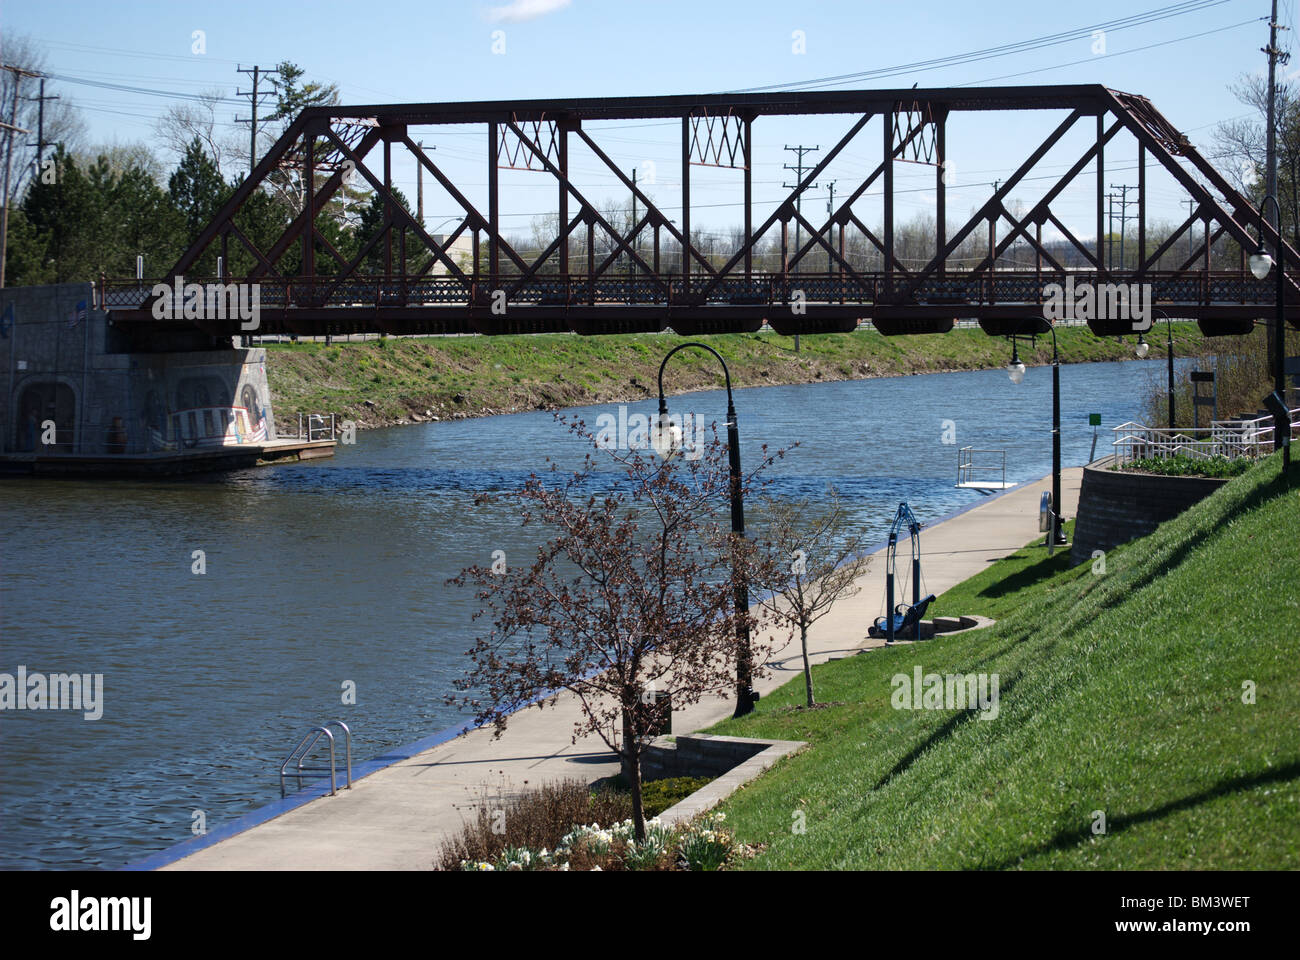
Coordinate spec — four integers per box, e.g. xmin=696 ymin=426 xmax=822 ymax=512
xmin=956 ymin=446 xmax=1008 ymax=489
xmin=1110 ymin=409 xmax=1299 ymax=466
xmin=279 ymin=721 xmax=352 ymax=798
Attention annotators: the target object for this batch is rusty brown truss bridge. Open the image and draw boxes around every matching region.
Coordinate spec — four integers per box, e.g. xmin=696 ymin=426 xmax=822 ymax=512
xmin=101 ymin=84 xmax=1300 ymax=341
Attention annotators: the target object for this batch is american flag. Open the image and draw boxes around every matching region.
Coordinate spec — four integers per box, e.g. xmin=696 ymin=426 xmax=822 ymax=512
xmin=67 ymin=300 xmax=87 ymax=328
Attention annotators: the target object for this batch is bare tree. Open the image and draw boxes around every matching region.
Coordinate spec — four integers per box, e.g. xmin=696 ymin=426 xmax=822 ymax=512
xmin=450 ymin=416 xmax=783 ymax=840
xmin=154 ymin=91 xmax=237 ymax=179
xmin=0 ymin=33 xmax=86 ymax=204
xmin=754 ymin=489 xmax=871 ymax=708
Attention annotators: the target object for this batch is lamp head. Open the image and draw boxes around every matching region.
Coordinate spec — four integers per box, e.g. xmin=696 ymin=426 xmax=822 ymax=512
xmin=650 ymin=413 xmax=683 ymax=460
xmin=1007 ymin=341 xmax=1026 ymax=384
xmin=1135 ymin=336 xmax=1150 ymax=359
xmin=1249 ymin=248 xmax=1275 ymax=280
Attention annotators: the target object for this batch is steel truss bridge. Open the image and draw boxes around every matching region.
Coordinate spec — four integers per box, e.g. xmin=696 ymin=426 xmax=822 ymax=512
xmin=101 ymin=84 xmax=1300 ymax=342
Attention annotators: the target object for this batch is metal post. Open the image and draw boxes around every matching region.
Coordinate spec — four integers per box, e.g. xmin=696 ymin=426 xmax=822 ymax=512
xmin=885 ymin=541 xmax=895 ymax=645
xmin=657 ymin=342 xmax=754 ymax=717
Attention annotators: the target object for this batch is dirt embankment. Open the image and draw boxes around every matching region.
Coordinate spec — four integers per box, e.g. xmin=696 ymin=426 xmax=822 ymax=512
xmin=264 ymin=326 xmax=1217 ymax=432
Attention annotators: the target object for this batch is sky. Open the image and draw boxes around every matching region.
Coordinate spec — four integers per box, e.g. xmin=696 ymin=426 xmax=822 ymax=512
xmin=1 ymin=0 xmax=1294 ymax=261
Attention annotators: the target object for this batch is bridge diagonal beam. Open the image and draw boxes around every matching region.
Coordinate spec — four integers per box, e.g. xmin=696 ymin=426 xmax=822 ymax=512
xmin=697 ymin=111 xmax=873 ymax=301
xmin=398 ymin=133 xmax=532 ymax=276
xmin=320 ymin=212 xmax=394 ymax=304
xmin=573 ymin=126 xmax=715 ymax=277
xmin=900 ymin=109 xmax=1086 ymax=300
xmin=250 ymin=125 xmax=387 ymax=282
xmin=788 ymin=206 xmax=875 ymax=283
xmin=502 ymin=119 xmax=667 ymax=293
xmin=162 ymin=114 xmax=310 ymax=281
xmin=324 ymin=128 xmax=471 ymax=287
xmin=504 ymin=212 xmax=585 ymax=297
xmin=1105 ymin=89 xmax=1300 ymax=295
xmin=786 ymin=116 xmax=931 ymax=279
xmin=227 ymin=220 xmax=282 ymax=278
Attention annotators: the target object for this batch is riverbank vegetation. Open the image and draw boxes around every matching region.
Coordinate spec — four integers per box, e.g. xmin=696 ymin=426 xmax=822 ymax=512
xmin=263 ymin=324 xmax=1215 ymax=432
xmin=705 ymin=455 xmax=1299 ymax=869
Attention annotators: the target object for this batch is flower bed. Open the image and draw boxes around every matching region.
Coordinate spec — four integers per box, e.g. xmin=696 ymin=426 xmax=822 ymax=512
xmin=460 ymin=812 xmax=749 ymax=871
xmin=435 ymin=777 xmax=751 ymax=871
xmin=1116 ymin=454 xmax=1254 ymax=479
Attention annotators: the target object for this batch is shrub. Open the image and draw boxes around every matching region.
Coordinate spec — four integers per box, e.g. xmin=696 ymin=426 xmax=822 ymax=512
xmin=1118 ymin=454 xmax=1254 ymax=478
xmin=435 ymin=779 xmax=631 ymax=871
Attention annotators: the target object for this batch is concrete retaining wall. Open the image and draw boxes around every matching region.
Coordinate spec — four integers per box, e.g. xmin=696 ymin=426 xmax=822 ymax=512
xmin=1070 ymin=456 xmax=1226 ymax=565
xmin=1 ymin=282 xmax=276 ymax=456
xmin=642 ymin=733 xmax=774 ymax=780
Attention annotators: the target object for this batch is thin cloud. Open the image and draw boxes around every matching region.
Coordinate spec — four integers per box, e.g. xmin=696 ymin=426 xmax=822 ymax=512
xmin=486 ymin=0 xmax=572 ymax=23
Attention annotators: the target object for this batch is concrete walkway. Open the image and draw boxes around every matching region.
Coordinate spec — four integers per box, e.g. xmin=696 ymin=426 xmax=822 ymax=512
xmin=162 ymin=468 xmax=1082 ymax=871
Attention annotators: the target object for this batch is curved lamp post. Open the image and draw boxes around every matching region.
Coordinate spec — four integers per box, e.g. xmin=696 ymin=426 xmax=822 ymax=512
xmin=1249 ymin=194 xmax=1291 ymax=479
xmin=1006 ymin=317 xmax=1066 ymax=550
xmin=655 ymin=342 xmax=757 ymax=718
xmin=1146 ymin=308 xmax=1177 ymax=430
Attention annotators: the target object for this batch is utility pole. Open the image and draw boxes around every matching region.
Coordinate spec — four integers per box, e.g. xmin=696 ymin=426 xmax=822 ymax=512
xmin=1263 ymin=0 xmax=1290 ymax=377
xmin=416 ymin=139 xmax=424 ymax=225
xmin=1182 ymin=198 xmax=1198 ymax=262
xmin=235 ymin=65 xmax=275 ymax=177
xmin=1 ymin=63 xmax=40 ymax=289
xmin=631 ymin=167 xmax=637 ymax=278
xmin=784 ymin=144 xmax=819 ymax=353
xmin=783 ymin=144 xmax=820 ymax=273
xmin=25 ymin=77 xmax=57 ymax=176
xmin=1106 ymin=190 xmax=1116 ymax=269
xmin=1109 ymin=184 xmax=1136 ymax=268
xmin=825 ymin=181 xmax=837 ymax=273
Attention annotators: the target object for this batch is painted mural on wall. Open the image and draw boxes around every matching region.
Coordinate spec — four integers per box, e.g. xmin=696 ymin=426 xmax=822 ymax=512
xmin=144 ymin=371 xmax=269 ymax=452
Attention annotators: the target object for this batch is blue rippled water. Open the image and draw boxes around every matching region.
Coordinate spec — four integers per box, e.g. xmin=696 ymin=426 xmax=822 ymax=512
xmin=0 ymin=358 xmax=1191 ymax=868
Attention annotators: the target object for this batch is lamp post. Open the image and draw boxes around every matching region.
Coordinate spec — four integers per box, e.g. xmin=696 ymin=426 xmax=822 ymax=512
xmin=655 ymin=342 xmax=756 ymax=718
xmin=1146 ymin=308 xmax=1177 ymax=430
xmin=1007 ymin=317 xmax=1065 ymax=550
xmin=1249 ymin=194 xmax=1291 ymax=478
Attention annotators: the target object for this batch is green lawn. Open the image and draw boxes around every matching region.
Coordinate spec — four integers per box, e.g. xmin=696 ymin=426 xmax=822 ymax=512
xmin=707 ymin=455 xmax=1300 ymax=869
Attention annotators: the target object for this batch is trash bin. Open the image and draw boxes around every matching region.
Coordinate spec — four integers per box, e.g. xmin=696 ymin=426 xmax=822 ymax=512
xmin=629 ymin=689 xmax=672 ymax=738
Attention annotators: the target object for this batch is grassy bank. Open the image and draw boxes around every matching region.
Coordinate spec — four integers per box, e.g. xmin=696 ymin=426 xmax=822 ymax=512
xmin=705 ymin=455 xmax=1299 ymax=869
xmin=263 ymin=324 xmax=1214 ymax=432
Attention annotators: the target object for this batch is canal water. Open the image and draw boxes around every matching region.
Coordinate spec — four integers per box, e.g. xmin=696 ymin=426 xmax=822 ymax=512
xmin=0 ymin=358 xmax=1190 ymax=869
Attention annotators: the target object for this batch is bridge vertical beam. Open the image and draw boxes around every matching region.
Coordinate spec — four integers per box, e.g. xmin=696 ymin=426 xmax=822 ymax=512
xmin=743 ymin=115 xmax=752 ymax=279
xmin=781 ymin=218 xmax=789 ymax=282
xmin=384 ymin=135 xmax=392 ymax=276
xmin=1138 ymin=142 xmax=1147 ymax=270
xmin=489 ymin=122 xmax=499 ymax=290
xmin=559 ymin=121 xmax=569 ymax=275
xmin=936 ymin=109 xmax=946 ymax=277
xmin=883 ymin=114 xmax=894 ymax=285
xmin=681 ymin=113 xmax=691 ymax=289
xmin=1096 ymin=113 xmax=1105 ymax=272
xmin=302 ymin=125 xmax=315 ymax=283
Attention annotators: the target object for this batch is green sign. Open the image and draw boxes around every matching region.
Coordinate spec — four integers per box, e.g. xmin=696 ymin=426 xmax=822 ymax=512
xmin=1088 ymin=413 xmax=1102 ymax=426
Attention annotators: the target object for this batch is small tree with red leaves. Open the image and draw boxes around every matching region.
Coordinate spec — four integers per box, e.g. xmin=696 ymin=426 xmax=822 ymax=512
xmin=450 ymin=416 xmax=784 ymax=840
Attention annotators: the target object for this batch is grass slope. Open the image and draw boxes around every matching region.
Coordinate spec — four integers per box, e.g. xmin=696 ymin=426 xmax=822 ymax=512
xmin=263 ymin=324 xmax=1213 ymax=432
xmin=707 ymin=455 xmax=1300 ymax=869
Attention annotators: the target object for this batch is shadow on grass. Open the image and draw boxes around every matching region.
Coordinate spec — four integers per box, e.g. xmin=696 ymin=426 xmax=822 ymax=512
xmin=873 ymin=671 xmax=1023 ymax=792
xmin=1107 ymin=463 xmax=1290 ymax=605
xmin=975 ymin=550 xmax=1075 ymax=601
xmin=986 ymin=759 xmax=1300 ymax=870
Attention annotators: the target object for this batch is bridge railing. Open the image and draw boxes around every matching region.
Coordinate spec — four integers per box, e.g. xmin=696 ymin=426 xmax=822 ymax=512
xmin=98 ymin=269 xmax=1282 ymax=313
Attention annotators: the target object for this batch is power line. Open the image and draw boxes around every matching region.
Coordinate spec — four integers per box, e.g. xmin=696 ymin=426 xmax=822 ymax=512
xmin=727 ymin=0 xmax=1233 ymax=92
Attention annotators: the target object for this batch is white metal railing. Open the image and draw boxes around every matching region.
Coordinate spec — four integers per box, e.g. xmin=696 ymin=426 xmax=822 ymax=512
xmin=1111 ymin=409 xmax=1300 ymax=466
xmin=284 ymin=413 xmax=339 ymax=442
xmin=956 ymin=446 xmax=1009 ymax=488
